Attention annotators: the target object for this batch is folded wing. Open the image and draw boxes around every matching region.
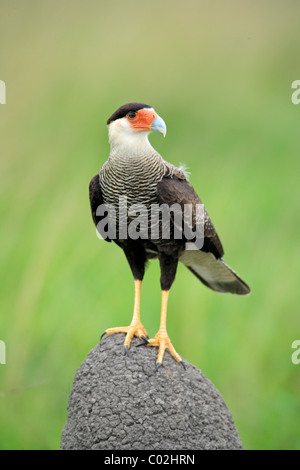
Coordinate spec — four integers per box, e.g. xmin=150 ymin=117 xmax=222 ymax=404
xmin=156 ymin=176 xmax=250 ymax=295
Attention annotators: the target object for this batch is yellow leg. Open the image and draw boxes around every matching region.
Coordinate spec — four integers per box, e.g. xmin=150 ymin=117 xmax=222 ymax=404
xmin=147 ymin=290 xmax=184 ymax=370
xmin=101 ymin=280 xmax=148 ymax=355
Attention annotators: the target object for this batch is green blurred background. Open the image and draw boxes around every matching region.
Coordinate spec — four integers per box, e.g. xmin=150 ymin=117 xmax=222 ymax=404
xmin=1 ymin=0 xmax=300 ymax=450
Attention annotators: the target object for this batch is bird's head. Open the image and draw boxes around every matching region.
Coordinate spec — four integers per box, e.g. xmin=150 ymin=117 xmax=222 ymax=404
xmin=106 ymin=102 xmax=166 ymax=149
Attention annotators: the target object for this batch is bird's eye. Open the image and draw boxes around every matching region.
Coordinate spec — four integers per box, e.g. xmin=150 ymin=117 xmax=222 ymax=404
xmin=127 ymin=111 xmax=136 ymax=120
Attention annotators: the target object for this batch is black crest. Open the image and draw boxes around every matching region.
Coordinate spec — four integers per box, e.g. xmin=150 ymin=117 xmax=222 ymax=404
xmin=107 ymin=102 xmax=152 ymax=125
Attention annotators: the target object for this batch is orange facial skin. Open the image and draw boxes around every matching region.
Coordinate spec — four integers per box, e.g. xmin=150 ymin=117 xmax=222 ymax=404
xmin=126 ymin=108 xmax=157 ymax=132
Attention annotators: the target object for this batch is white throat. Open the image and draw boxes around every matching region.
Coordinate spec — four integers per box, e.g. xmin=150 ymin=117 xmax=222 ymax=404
xmin=108 ymin=119 xmax=154 ymax=157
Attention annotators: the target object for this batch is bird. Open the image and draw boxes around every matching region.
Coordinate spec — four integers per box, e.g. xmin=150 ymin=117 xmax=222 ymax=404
xmin=89 ymin=102 xmax=250 ymax=371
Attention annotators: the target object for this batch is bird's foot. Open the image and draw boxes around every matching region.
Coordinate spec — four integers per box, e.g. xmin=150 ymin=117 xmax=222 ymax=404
xmin=146 ymin=329 xmax=185 ymax=371
xmin=101 ymin=322 xmax=149 ymax=356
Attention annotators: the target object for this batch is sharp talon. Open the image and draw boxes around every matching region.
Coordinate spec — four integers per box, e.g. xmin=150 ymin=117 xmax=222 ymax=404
xmin=124 ymin=345 xmax=130 ymax=357
xmin=100 ymin=331 xmax=107 ymax=341
xmin=140 ymin=335 xmax=149 ymax=343
xmin=136 ymin=340 xmax=148 ymax=347
xmin=155 ymin=362 xmax=161 ymax=373
xmin=180 ymin=360 xmax=186 ymax=370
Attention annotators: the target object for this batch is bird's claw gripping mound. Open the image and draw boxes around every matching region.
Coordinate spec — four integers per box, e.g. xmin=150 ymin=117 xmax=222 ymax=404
xmin=146 ymin=330 xmax=186 ymax=371
xmin=101 ymin=322 xmax=149 ymax=357
xmin=101 ymin=289 xmax=185 ymax=371
xmin=101 ymin=330 xmax=185 ymax=371
xmin=100 ymin=279 xmax=151 ymax=358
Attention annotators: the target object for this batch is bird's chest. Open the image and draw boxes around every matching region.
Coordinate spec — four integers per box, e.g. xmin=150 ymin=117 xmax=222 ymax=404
xmin=99 ymin=158 xmax=163 ymax=208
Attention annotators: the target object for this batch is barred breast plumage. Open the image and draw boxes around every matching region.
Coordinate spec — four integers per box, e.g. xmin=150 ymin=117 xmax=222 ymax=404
xmin=98 ymin=149 xmax=186 ymax=242
xmin=99 ymin=151 xmax=166 ymax=208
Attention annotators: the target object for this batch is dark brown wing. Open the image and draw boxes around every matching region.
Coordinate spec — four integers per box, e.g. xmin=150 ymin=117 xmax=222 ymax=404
xmin=89 ymin=174 xmax=111 ymax=242
xmin=156 ymin=176 xmax=224 ymax=259
xmin=156 ymin=176 xmax=250 ymax=295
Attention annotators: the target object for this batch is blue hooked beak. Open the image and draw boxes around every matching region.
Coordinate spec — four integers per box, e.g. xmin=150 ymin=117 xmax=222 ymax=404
xmin=151 ymin=114 xmax=167 ymax=137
